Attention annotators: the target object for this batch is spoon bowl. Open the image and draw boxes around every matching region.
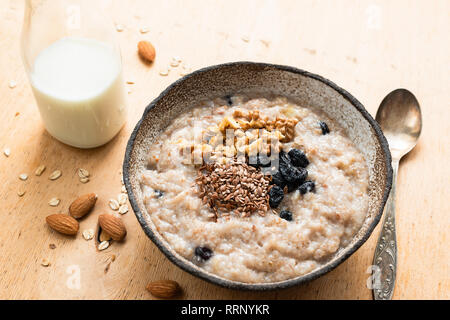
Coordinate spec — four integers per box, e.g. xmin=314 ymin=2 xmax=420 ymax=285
xmin=376 ymin=89 xmax=422 ymax=159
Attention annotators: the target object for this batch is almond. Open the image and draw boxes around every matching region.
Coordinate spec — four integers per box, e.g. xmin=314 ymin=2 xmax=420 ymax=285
xmin=69 ymin=193 xmax=97 ymax=219
xmin=98 ymin=214 xmax=127 ymax=241
xmin=138 ymin=41 xmax=156 ymax=63
xmin=146 ymin=280 xmax=181 ymax=299
xmin=46 ymin=214 xmax=79 ymax=235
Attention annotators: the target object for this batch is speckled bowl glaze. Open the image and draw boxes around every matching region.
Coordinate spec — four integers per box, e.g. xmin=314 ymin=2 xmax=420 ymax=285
xmin=123 ymin=62 xmax=392 ymax=290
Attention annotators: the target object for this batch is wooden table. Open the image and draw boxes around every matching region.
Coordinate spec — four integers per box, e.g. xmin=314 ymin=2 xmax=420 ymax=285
xmin=0 ymin=0 xmax=448 ymax=300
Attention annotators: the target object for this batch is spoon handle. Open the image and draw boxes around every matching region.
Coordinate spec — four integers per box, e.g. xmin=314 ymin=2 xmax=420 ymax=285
xmin=372 ymin=160 xmax=399 ymax=300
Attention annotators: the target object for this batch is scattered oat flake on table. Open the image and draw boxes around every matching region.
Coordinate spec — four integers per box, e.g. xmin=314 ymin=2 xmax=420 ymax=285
xmin=35 ymin=165 xmax=46 ymax=176
xmin=49 ymin=170 xmax=62 ymax=180
xmin=19 ymin=173 xmax=28 ymax=181
xmin=8 ymin=80 xmax=17 ymax=89
xmin=121 ymin=185 xmax=127 ymax=193
xmin=180 ymin=63 xmax=191 ymax=76
xmin=118 ymin=205 xmax=129 ymax=215
xmin=41 ymin=259 xmax=50 ymax=267
xmin=126 ymin=80 xmax=135 ymax=84
xmin=159 ymin=68 xmax=169 ymax=76
xmin=241 ymin=35 xmax=250 ymax=42
xmin=78 ymin=168 xmax=90 ymax=178
xmin=118 ymin=193 xmax=128 ymax=205
xmin=82 ymin=229 xmax=94 ymax=241
xmin=3 ymin=148 xmax=10 ymax=157
xmin=80 ymin=177 xmax=90 ymax=184
xmin=115 ymin=24 xmax=124 ymax=32
xmin=170 ymin=58 xmax=180 ymax=68
xmin=98 ymin=241 xmax=110 ymax=251
xmin=140 ymin=26 xmax=150 ymax=34
xmin=49 ymin=198 xmax=60 ymax=207
xmin=109 ymin=199 xmax=120 ymax=211
xmin=180 ymin=69 xmax=191 ymax=76
xmin=17 ymin=190 xmax=26 ymax=197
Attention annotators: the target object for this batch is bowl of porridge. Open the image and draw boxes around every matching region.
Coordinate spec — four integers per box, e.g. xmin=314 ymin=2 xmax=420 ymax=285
xmin=124 ymin=62 xmax=392 ymax=290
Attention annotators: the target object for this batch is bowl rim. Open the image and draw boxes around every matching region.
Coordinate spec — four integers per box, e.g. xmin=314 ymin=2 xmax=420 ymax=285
xmin=123 ymin=61 xmax=393 ymax=291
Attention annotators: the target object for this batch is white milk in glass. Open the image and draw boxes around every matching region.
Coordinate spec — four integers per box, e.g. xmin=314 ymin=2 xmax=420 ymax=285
xmin=30 ymin=37 xmax=126 ymax=148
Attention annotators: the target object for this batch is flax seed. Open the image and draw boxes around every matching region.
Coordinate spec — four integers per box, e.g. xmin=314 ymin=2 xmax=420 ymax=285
xmin=195 ymin=161 xmax=271 ymax=218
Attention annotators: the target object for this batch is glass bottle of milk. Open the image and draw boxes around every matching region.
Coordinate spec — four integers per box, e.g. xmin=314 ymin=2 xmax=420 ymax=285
xmin=21 ymin=0 xmax=127 ymax=148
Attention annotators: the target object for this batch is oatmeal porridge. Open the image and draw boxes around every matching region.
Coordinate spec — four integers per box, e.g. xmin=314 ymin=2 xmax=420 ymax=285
xmin=140 ymin=95 xmax=369 ymax=283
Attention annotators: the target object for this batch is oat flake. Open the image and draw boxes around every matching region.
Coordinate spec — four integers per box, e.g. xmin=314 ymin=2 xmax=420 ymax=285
xmin=118 ymin=205 xmax=129 ymax=215
xmin=180 ymin=64 xmax=191 ymax=76
xmin=180 ymin=69 xmax=191 ymax=76
xmin=78 ymin=168 xmax=90 ymax=178
xmin=118 ymin=193 xmax=128 ymax=205
xmin=3 ymin=148 xmax=10 ymax=157
xmin=17 ymin=190 xmax=26 ymax=197
xmin=35 ymin=165 xmax=46 ymax=176
xmin=115 ymin=24 xmax=124 ymax=32
xmin=121 ymin=185 xmax=127 ymax=193
xmin=98 ymin=241 xmax=110 ymax=251
xmin=109 ymin=199 xmax=120 ymax=211
xmin=8 ymin=80 xmax=17 ymax=89
xmin=19 ymin=173 xmax=28 ymax=181
xmin=82 ymin=229 xmax=94 ymax=241
xmin=48 ymin=198 xmax=60 ymax=207
xmin=80 ymin=177 xmax=90 ymax=184
xmin=139 ymin=26 xmax=150 ymax=33
xmin=159 ymin=69 xmax=169 ymax=76
xmin=41 ymin=259 xmax=50 ymax=267
xmin=170 ymin=59 xmax=180 ymax=68
xmin=49 ymin=170 xmax=62 ymax=180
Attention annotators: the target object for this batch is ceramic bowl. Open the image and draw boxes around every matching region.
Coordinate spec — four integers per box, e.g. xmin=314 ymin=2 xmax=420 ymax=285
xmin=123 ymin=62 xmax=392 ymax=290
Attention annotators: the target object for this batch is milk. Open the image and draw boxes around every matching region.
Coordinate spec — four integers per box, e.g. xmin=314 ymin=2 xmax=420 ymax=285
xmin=30 ymin=37 xmax=126 ymax=148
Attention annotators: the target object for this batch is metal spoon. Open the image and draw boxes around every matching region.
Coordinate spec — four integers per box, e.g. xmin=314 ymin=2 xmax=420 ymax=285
xmin=372 ymin=89 xmax=422 ymax=300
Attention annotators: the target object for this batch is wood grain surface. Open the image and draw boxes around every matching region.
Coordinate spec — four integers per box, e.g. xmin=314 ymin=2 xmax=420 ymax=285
xmin=0 ymin=0 xmax=448 ymax=300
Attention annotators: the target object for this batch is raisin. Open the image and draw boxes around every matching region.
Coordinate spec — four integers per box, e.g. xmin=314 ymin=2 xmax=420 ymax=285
xmin=284 ymin=166 xmax=308 ymax=192
xmin=280 ymin=164 xmax=307 ymax=185
xmin=224 ymin=95 xmax=233 ymax=106
xmin=279 ymin=210 xmax=293 ymax=221
xmin=269 ymin=151 xmax=301 ymax=189
xmin=271 ymin=171 xmax=287 ymax=188
xmin=298 ymin=180 xmax=315 ymax=195
xmin=319 ymin=121 xmax=330 ymax=135
xmin=195 ymin=246 xmax=213 ymax=261
xmin=269 ymin=186 xmax=284 ymax=208
xmin=286 ymin=181 xmax=299 ymax=193
xmin=288 ymin=148 xmax=309 ymax=168
xmin=278 ymin=150 xmax=292 ymax=167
